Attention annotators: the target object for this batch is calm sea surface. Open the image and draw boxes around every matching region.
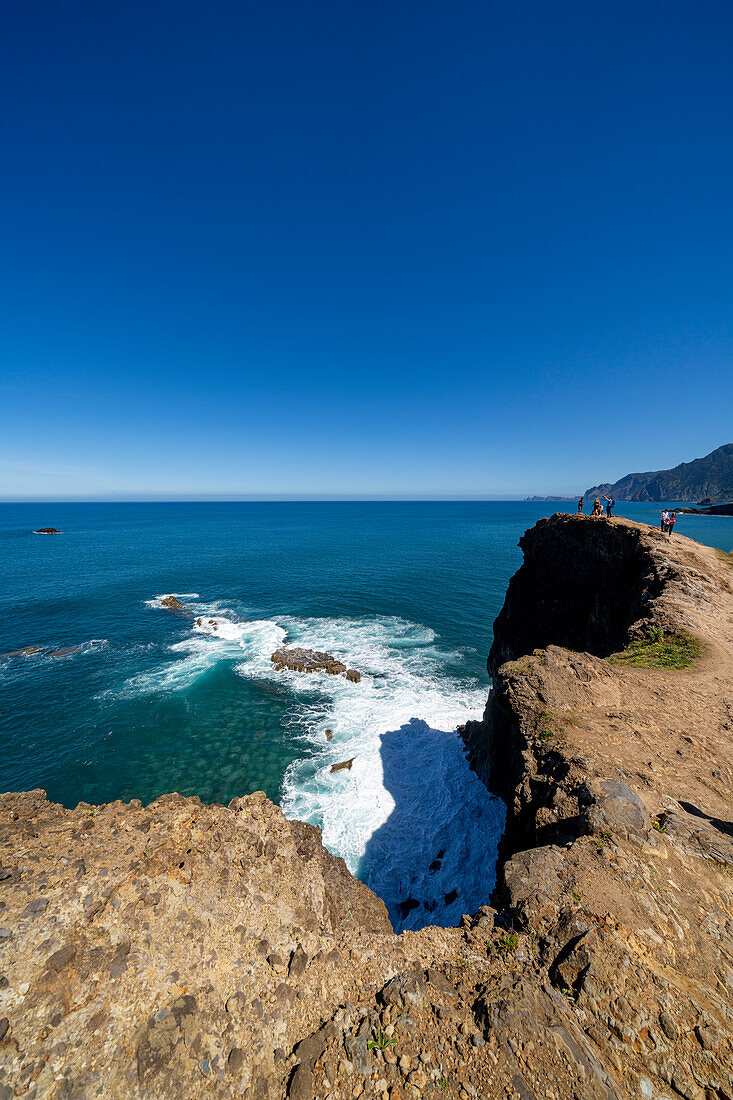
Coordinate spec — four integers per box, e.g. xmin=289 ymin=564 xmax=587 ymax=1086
xmin=1 ymin=500 xmax=730 ymax=927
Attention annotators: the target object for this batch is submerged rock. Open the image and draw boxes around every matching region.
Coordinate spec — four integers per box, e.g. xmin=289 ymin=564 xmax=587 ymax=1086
xmin=271 ymin=647 xmax=361 ymax=682
xmin=48 ymin=646 xmax=80 ymax=658
xmin=33 ymin=527 xmax=61 ymax=534
xmin=0 ymin=647 xmax=41 ymax=659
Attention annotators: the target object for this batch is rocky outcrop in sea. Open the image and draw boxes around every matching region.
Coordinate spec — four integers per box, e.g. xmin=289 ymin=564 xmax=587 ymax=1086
xmin=1 ymin=515 xmax=732 ymax=1098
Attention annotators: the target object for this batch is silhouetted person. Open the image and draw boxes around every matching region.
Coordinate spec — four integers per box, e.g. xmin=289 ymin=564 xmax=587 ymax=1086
xmin=577 ymin=497 xmax=584 ymax=514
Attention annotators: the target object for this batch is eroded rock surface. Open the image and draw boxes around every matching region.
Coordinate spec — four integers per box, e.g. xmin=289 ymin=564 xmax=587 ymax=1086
xmin=271 ymin=647 xmax=361 ymax=682
xmin=1 ymin=514 xmax=732 ymax=1099
xmin=160 ymin=596 xmax=185 ymax=610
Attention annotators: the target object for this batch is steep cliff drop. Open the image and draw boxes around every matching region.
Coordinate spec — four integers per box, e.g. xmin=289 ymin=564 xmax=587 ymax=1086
xmin=1 ymin=514 xmax=732 ymax=1099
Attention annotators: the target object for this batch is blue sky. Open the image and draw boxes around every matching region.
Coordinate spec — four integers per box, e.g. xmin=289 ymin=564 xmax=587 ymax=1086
xmin=1 ymin=0 xmax=731 ymax=500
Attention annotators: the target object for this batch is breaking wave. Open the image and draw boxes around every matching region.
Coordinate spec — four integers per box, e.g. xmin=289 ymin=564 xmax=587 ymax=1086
xmin=132 ymin=594 xmax=504 ymax=930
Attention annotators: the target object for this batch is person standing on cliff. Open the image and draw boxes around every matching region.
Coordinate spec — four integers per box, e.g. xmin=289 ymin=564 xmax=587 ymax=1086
xmin=668 ymin=511 xmax=677 ymax=537
xmin=603 ymin=494 xmax=615 ymax=517
xmin=577 ymin=497 xmax=584 ymax=514
xmin=661 ymin=510 xmax=669 ymax=532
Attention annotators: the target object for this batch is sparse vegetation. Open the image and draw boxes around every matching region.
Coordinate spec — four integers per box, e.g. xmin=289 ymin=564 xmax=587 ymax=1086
xmin=536 ymin=709 xmax=566 ymax=741
xmin=438 ymin=1078 xmax=448 ymax=1091
xmin=571 ymin=890 xmax=582 ymax=901
xmin=500 ymin=932 xmax=518 ymax=952
xmin=652 ymin=819 xmax=666 ymax=833
xmin=608 ymin=628 xmax=702 ymax=670
xmin=367 ymin=1026 xmax=397 ymax=1052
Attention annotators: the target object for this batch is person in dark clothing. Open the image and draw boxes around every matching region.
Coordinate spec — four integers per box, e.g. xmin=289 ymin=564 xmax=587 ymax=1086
xmin=577 ymin=497 xmax=584 ymax=514
xmin=603 ymin=494 xmax=615 ymax=517
xmin=668 ymin=511 xmax=677 ymax=537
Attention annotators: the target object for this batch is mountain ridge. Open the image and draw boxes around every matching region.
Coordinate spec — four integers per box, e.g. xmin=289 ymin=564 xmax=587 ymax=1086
xmin=585 ymin=442 xmax=733 ymax=502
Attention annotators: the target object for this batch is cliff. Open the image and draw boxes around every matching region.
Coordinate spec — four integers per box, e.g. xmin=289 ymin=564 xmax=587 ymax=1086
xmin=585 ymin=442 xmax=733 ymax=503
xmin=1 ymin=516 xmax=732 ymax=1099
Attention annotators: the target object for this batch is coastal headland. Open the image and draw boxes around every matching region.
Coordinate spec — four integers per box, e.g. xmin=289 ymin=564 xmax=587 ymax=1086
xmin=1 ymin=515 xmax=731 ymax=1098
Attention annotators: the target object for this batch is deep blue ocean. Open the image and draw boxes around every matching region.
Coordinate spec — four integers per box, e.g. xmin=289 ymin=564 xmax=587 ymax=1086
xmin=1 ymin=500 xmax=730 ymax=929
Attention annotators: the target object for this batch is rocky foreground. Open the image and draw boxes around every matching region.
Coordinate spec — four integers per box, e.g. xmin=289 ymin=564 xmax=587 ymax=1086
xmin=1 ymin=515 xmax=732 ymax=1099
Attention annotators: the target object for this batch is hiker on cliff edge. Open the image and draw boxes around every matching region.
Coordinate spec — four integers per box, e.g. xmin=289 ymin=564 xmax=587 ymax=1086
xmin=577 ymin=497 xmax=584 ymax=514
xmin=603 ymin=494 xmax=615 ymax=517
xmin=668 ymin=511 xmax=677 ymax=538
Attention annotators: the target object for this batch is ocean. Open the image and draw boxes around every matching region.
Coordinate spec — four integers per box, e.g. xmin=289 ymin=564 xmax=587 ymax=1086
xmin=1 ymin=500 xmax=731 ymax=930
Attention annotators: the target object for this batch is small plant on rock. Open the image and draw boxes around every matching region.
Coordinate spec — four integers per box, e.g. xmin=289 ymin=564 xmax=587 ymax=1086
xmin=500 ymin=932 xmax=519 ymax=952
xmin=367 ymin=1026 xmax=397 ymax=1052
xmin=652 ymin=819 xmax=666 ymax=833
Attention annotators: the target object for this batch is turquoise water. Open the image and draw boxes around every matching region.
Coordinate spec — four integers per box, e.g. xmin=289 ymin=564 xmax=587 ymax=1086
xmin=1 ymin=500 xmax=730 ymax=928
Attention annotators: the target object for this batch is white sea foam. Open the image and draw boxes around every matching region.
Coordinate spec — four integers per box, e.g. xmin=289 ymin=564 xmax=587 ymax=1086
xmin=131 ymin=594 xmax=504 ymax=929
xmin=268 ymin=615 xmax=504 ymax=930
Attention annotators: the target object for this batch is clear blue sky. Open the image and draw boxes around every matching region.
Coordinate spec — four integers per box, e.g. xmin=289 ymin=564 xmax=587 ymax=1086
xmin=1 ymin=0 xmax=731 ymax=500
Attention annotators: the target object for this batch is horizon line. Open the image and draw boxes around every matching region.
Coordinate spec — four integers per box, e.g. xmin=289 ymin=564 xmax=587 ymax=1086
xmin=0 ymin=494 xmax=580 ymax=504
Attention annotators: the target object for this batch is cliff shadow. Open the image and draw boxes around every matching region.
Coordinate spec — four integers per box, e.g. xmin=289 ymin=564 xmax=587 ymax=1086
xmin=359 ymin=718 xmax=505 ymax=933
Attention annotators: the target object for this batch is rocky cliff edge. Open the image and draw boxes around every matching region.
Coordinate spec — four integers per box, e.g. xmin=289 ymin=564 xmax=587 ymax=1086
xmin=1 ymin=514 xmax=732 ymax=1099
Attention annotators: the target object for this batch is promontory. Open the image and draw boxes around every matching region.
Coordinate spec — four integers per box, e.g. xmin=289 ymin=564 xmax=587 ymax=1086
xmin=0 ymin=515 xmax=731 ymax=1099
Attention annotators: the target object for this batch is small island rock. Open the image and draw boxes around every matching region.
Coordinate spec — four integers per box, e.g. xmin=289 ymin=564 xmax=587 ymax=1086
xmin=160 ymin=596 xmax=184 ymax=610
xmin=330 ymin=758 xmax=354 ymax=773
xmin=271 ymin=648 xmax=361 ymax=682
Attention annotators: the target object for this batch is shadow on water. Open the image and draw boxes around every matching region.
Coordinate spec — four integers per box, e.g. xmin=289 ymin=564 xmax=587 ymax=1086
xmin=359 ymin=718 xmax=505 ymax=934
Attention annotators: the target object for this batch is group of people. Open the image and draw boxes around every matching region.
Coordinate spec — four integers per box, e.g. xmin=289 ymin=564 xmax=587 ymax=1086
xmin=575 ymin=495 xmax=679 ymax=537
xmin=661 ymin=509 xmax=677 ymax=536
xmin=577 ymin=494 xmax=614 ymax=517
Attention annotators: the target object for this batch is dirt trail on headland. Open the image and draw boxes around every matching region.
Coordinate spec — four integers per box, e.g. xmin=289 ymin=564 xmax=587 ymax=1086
xmin=0 ymin=515 xmax=731 ymax=1099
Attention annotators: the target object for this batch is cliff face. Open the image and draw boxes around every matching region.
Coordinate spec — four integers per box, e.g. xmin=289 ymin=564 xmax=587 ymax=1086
xmin=465 ymin=514 xmax=733 ymax=1096
xmin=585 ymin=441 xmax=733 ymax=503
xmin=1 ymin=516 xmax=732 ymax=1100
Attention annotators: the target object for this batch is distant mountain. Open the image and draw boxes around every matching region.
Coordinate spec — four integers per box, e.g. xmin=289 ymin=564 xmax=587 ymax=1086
xmin=585 ymin=444 xmax=733 ymax=503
